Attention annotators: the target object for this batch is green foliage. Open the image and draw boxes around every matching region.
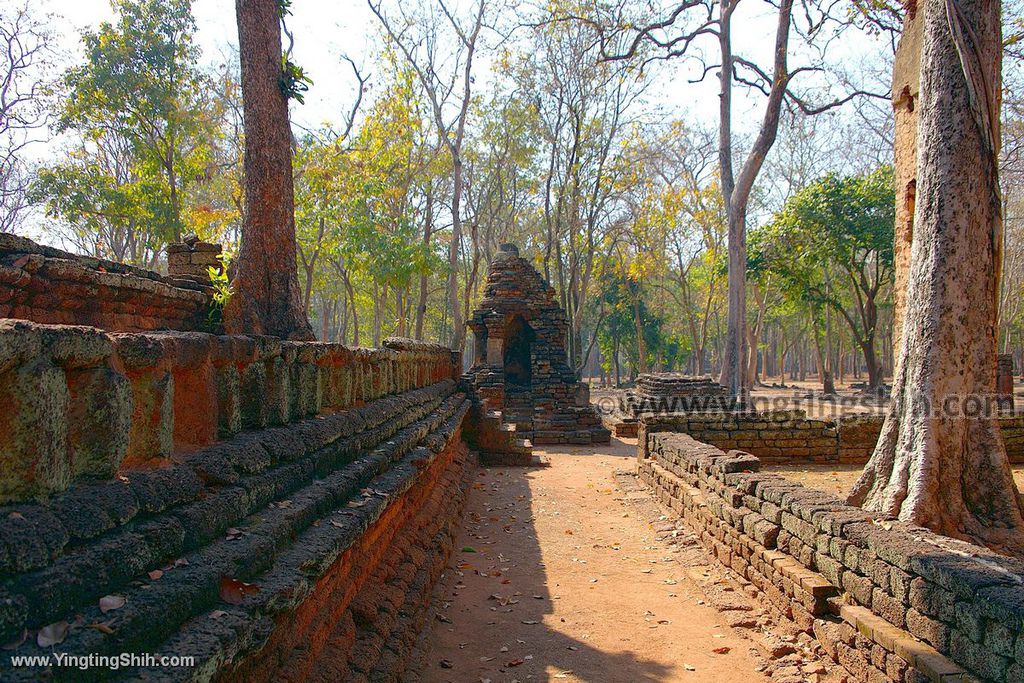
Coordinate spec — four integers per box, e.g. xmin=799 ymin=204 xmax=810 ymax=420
xmin=33 ymin=0 xmax=226 ymax=266
xmin=207 ymin=254 xmax=232 ymax=330
xmin=280 ymin=55 xmax=312 ymax=104
xmin=751 ymin=165 xmax=895 ymax=314
xmin=595 ymin=273 xmax=666 ymax=376
xmin=751 ymin=166 xmax=895 ymax=384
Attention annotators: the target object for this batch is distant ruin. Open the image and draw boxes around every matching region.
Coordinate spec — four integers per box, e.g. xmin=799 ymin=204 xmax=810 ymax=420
xmin=466 ymin=243 xmax=609 ymax=455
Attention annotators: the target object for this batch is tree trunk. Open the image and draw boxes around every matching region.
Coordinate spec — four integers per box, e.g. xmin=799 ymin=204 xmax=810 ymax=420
xmin=632 ymin=294 xmax=648 ymax=374
xmin=414 ymin=189 xmax=433 ymax=340
xmin=891 ymin=10 xmax=923 ymax=355
xmin=447 ymin=157 xmax=466 ymax=352
xmin=849 ymin=0 xmax=1024 ymax=551
xmin=224 ymin=0 xmax=313 ymax=340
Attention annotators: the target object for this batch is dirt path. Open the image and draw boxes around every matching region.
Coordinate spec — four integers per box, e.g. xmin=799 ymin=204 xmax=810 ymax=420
xmin=418 ymin=438 xmax=773 ymax=683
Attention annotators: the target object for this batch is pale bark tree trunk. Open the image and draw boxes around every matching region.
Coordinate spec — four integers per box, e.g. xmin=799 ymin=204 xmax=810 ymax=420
xmin=891 ymin=11 xmax=923 ymax=355
xmin=224 ymin=0 xmax=313 ymax=340
xmin=849 ymin=0 xmax=1024 ymax=551
xmin=414 ymin=188 xmax=434 ymax=340
xmin=717 ymin=0 xmax=793 ymax=397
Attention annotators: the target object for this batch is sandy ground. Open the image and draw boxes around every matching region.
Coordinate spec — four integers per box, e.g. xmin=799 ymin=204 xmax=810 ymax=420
xmin=763 ymin=463 xmax=1024 ymax=498
xmin=419 ymin=438 xmax=773 ymax=683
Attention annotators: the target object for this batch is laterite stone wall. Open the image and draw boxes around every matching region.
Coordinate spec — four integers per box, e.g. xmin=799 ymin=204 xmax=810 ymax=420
xmin=637 ymin=430 xmax=1024 ymax=683
xmin=0 ymin=234 xmax=215 ymax=333
xmin=0 ymin=320 xmax=469 ymax=682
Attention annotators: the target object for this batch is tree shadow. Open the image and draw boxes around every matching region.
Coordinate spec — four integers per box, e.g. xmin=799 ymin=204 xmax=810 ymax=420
xmin=422 ymin=437 xmax=675 ymax=683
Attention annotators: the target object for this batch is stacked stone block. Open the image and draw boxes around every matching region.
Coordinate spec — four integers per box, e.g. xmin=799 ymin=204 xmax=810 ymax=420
xmin=0 ymin=319 xmax=457 ymax=503
xmin=466 ymin=243 xmax=609 ymax=454
xmin=0 ymin=337 xmax=468 ymax=682
xmin=166 ymin=235 xmax=223 ymax=283
xmin=637 ymin=429 xmax=1024 ymax=683
xmin=0 ymin=233 xmax=215 ymax=332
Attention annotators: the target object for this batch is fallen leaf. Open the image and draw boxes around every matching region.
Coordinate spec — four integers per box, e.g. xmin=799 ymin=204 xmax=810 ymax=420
xmin=461 ymin=546 xmax=477 ymax=553
xmin=87 ymin=621 xmax=115 ymax=635
xmin=507 ymin=658 xmax=524 ymax=667
xmin=712 ymin=647 xmax=731 ymax=655
xmin=99 ymin=595 xmax=126 ymax=613
xmin=148 ymin=569 xmax=164 ymax=581
xmin=219 ymin=576 xmax=260 ymax=605
xmin=7 ymin=512 xmax=24 ymax=521
xmin=37 ymin=621 xmax=69 ymax=648
xmin=210 ymin=610 xmax=227 ymax=620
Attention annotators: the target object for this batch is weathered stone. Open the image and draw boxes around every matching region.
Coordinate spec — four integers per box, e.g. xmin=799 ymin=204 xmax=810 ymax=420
xmin=0 ymin=357 xmax=70 ymax=502
xmin=124 ymin=369 xmax=174 ymax=464
xmin=66 ymin=367 xmax=132 ymax=478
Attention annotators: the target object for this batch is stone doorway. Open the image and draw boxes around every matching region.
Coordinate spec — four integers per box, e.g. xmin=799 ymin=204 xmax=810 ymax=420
xmin=503 ymin=314 xmax=534 ymax=386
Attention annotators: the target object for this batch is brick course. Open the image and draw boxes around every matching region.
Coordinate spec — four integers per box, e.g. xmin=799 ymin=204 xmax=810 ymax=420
xmin=0 ymin=233 xmax=215 ymax=332
xmin=637 ymin=429 xmax=1024 ymax=683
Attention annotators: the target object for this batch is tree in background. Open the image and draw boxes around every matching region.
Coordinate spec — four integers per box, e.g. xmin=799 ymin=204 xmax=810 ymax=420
xmin=752 ymin=167 xmax=895 ymax=390
xmin=367 ymin=0 xmax=491 ymax=352
xmin=223 ymin=0 xmax=313 ymax=339
xmin=0 ymin=2 xmax=54 ymax=234
xmin=580 ymin=0 xmax=889 ymax=397
xmin=34 ymin=0 xmax=217 ymax=266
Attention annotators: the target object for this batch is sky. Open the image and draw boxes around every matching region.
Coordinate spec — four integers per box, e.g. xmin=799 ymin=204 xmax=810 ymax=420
xmin=24 ymin=0 xmax=893 ymax=244
xmin=39 ymin=0 xmax=889 ymax=136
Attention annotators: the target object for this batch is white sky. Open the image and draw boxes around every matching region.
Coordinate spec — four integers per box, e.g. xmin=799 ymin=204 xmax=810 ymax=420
xmin=25 ymin=0 xmax=893 ymax=245
xmin=39 ymin=0 xmax=890 ymax=135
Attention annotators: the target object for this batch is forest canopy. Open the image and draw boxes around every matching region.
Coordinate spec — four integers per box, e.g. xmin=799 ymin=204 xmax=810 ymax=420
xmin=3 ymin=0 xmax=1024 ymax=387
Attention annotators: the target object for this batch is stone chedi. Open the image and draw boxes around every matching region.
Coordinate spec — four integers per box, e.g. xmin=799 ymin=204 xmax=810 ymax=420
xmin=467 ymin=244 xmax=609 ymax=446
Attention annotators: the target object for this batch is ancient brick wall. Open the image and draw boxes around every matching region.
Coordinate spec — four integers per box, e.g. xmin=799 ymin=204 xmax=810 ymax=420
xmin=0 ymin=234 xmax=215 ymax=333
xmin=639 ymin=411 xmax=1024 ymax=465
xmin=0 ymin=320 xmax=457 ymax=503
xmin=0 ymin=322 xmax=468 ymax=682
xmin=638 ymin=431 xmax=1024 ymax=683
xmin=639 ymin=411 xmax=863 ymax=464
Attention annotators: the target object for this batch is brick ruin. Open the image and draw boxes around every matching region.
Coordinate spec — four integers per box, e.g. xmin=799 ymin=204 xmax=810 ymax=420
xmin=603 ymin=372 xmax=734 ymax=437
xmin=466 ymin=243 xmax=608 ymax=461
xmin=1 ymin=237 xmax=1023 ymax=682
xmin=0 ymin=234 xmax=216 ymax=333
xmin=637 ymin=426 xmax=1024 ymax=683
xmin=0 ymin=236 xmax=473 ymax=681
xmin=166 ymin=234 xmax=224 ymax=286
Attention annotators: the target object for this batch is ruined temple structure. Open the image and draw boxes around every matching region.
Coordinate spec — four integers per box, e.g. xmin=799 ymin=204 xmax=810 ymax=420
xmin=466 ymin=244 xmax=609 ymax=458
xmin=602 ymin=372 xmax=734 ymax=437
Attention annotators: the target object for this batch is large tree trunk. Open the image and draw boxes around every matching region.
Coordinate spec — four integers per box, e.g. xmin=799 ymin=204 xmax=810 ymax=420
xmin=848 ymin=0 xmax=1024 ymax=552
xmin=224 ymin=0 xmax=313 ymax=340
xmin=448 ymin=157 xmax=465 ymax=352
